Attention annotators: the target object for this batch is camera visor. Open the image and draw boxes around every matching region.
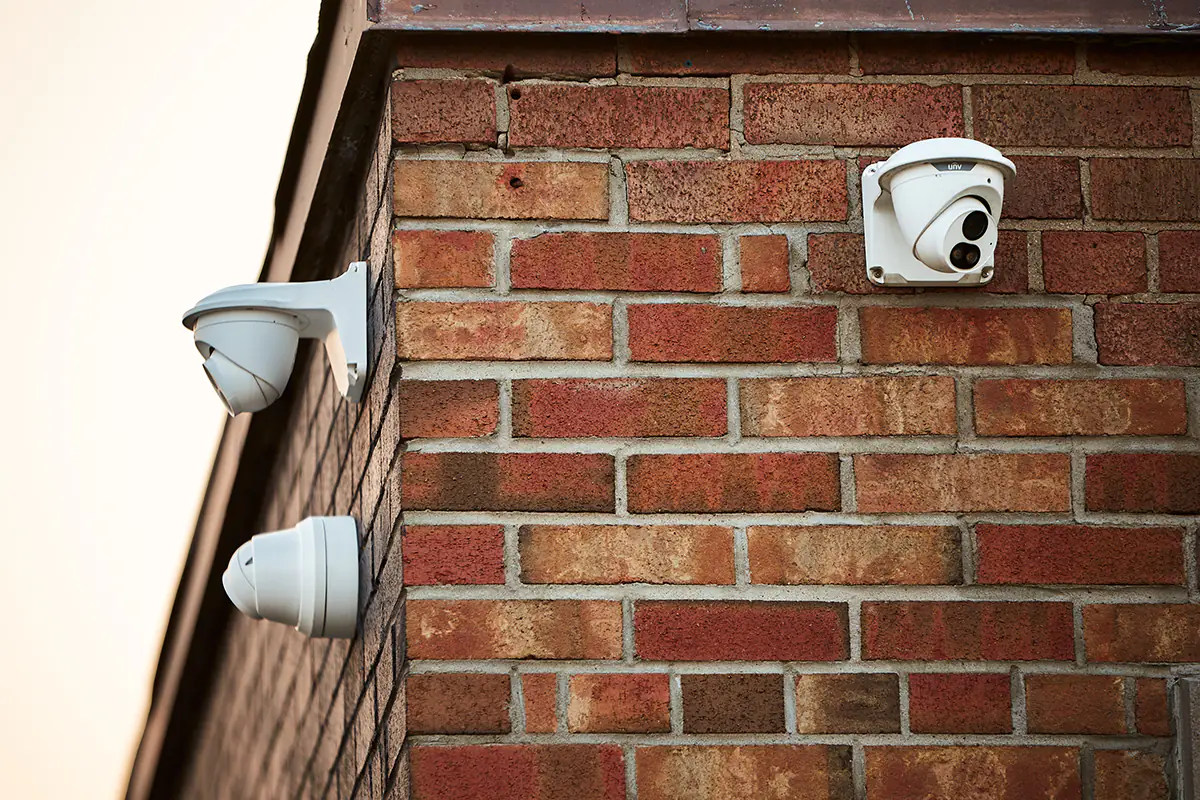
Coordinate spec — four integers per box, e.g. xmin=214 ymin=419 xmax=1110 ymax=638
xmin=950 ymin=243 xmax=981 ymax=271
xmin=962 ymin=210 xmax=989 ymax=241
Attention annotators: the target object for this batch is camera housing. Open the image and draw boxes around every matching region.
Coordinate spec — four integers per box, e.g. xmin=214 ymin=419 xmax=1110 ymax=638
xmin=863 ymin=138 xmax=1016 ymax=287
xmin=182 ymin=262 xmax=367 ymax=415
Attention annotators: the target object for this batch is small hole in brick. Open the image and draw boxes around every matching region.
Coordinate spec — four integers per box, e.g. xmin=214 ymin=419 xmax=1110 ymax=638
xmin=509 ymin=88 xmax=522 ymax=100
xmin=509 ymin=177 xmax=524 ymax=189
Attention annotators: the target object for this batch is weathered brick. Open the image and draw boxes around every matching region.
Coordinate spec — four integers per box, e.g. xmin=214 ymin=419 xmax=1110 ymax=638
xmin=865 ymin=746 xmax=1080 ymax=800
xmin=744 ymin=83 xmax=963 ymax=146
xmin=1006 ymin=157 xmax=1083 ymax=220
xmin=635 ymin=601 xmax=849 ymax=661
xmin=1095 ymin=302 xmax=1200 ymax=366
xmin=520 ymin=525 xmax=735 ymax=585
xmin=741 ymin=376 xmax=956 ymax=437
xmin=626 ymin=160 xmax=847 ymax=223
xmin=391 ymin=79 xmax=497 ymax=145
xmin=1089 ymin=41 xmax=1200 ymax=76
xmin=409 ymin=744 xmax=625 ymax=800
xmin=398 ymin=380 xmax=500 ymax=438
xmin=974 ymin=379 xmax=1187 ymax=437
xmin=523 ymin=674 xmax=558 ymax=734
xmin=1085 ymin=454 xmax=1200 ymax=514
xmin=1158 ymin=231 xmax=1200 ymax=292
xmin=407 ymin=673 xmax=511 ymax=734
xmin=748 ymin=524 xmax=961 ymax=586
xmin=1091 ymin=159 xmax=1200 ymax=221
xmin=396 ymin=301 xmax=612 ymax=361
xmin=973 ymin=86 xmax=1191 ymax=147
xmin=1084 ymin=604 xmax=1200 ymax=663
xmin=394 ymin=230 xmax=494 ymax=288
xmin=1042 ymin=232 xmax=1146 ymax=294
xmin=407 ymin=600 xmax=623 ymax=660
xmin=858 ymin=35 xmax=1075 ymax=74
xmin=568 ymin=674 xmax=671 ymax=733
xmin=402 ymin=525 xmax=506 ymax=585
xmin=859 ymin=307 xmax=1073 ymax=365
xmin=908 ymin=674 xmax=1012 ymax=734
xmin=794 ymin=673 xmax=900 ymax=734
xmin=508 ymin=84 xmax=729 ymax=149
xmin=739 ymin=235 xmax=790 ymax=293
xmin=510 ymin=232 xmax=722 ymax=292
xmin=394 ymin=161 xmax=609 ymax=220
xmin=401 ymin=452 xmax=614 ymax=512
xmin=395 ymin=34 xmax=617 ymax=78
xmin=637 ymin=745 xmax=853 ymax=800
xmin=620 ymin=34 xmax=849 ymax=75
xmin=681 ymin=674 xmax=785 ymax=733
xmin=1026 ymin=675 xmax=1127 ymax=734
xmin=1094 ymin=750 xmax=1169 ymax=800
xmin=1136 ymin=679 xmax=1170 ymax=736
xmin=975 ymin=524 xmax=1185 ymax=586
xmin=512 ymin=378 xmax=727 ymax=437
xmin=628 ymin=304 xmax=838 ymax=363
xmin=855 ymin=454 xmax=1071 ymax=513
xmin=627 ymin=453 xmax=840 ymax=513
xmin=862 ymin=602 xmax=1075 ymax=661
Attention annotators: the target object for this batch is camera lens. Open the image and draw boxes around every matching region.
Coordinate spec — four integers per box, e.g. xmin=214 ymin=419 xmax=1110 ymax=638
xmin=962 ymin=210 xmax=989 ymax=241
xmin=950 ymin=243 xmax=981 ymax=270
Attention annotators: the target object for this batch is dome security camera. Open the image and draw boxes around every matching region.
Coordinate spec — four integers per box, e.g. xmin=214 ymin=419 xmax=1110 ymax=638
xmin=863 ymin=138 xmax=1016 ymax=287
xmin=182 ymin=263 xmax=368 ymax=415
xmin=222 ymin=516 xmax=359 ymax=638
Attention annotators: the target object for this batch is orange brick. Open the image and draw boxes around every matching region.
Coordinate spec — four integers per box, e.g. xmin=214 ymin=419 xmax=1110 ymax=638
xmin=862 ymin=602 xmax=1075 ymax=661
xmin=409 ymin=744 xmax=626 ymax=800
xmin=637 ymin=745 xmax=853 ymax=800
xmin=865 ymin=747 xmax=1080 ymax=800
xmin=394 ymin=161 xmax=608 ymax=220
xmin=401 ymin=452 xmax=614 ymax=512
xmin=1136 ymin=679 xmax=1170 ymax=736
xmin=739 ymin=235 xmax=790 ymax=293
xmin=512 ymin=378 xmax=726 ymax=438
xmin=1026 ymin=675 xmax=1127 ymax=734
xmin=1084 ymin=604 xmax=1200 ymax=663
xmin=741 ymin=376 xmax=956 ymax=437
xmin=908 ymin=674 xmax=1012 ymax=734
xmin=407 ymin=600 xmax=622 ymax=660
xmin=635 ymin=601 xmax=849 ymax=662
xmin=975 ymin=525 xmax=1185 ymax=586
xmin=629 ymin=304 xmax=838 ymax=363
xmin=859 ymin=307 xmax=1073 ymax=365
xmin=390 ymin=79 xmax=496 ymax=145
xmin=407 ymin=673 xmax=511 ymax=734
xmin=1094 ymin=750 xmax=1169 ymax=800
xmin=520 ymin=525 xmax=735 ymax=585
xmin=394 ymin=230 xmax=494 ymax=289
xmin=568 ymin=674 xmax=670 ymax=733
xmin=398 ymin=380 xmax=499 ymax=438
xmin=628 ymin=453 xmax=840 ymax=513
xmin=522 ymin=673 xmax=558 ymax=734
xmin=510 ymin=232 xmax=721 ymax=292
xmin=1042 ymin=232 xmax=1146 ymax=294
xmin=747 ymin=526 xmax=961 ymax=586
xmin=402 ymin=525 xmax=506 ymax=585
xmin=794 ymin=673 xmax=900 ymax=733
xmin=975 ymin=379 xmax=1186 ymax=436
xmin=855 ymin=454 xmax=1071 ymax=513
xmin=396 ymin=301 xmax=611 ymax=361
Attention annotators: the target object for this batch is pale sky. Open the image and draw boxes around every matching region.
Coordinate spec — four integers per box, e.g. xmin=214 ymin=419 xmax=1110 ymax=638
xmin=0 ymin=1 xmax=321 ymax=796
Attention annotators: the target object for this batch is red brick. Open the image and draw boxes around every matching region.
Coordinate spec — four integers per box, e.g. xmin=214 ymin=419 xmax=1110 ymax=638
xmin=568 ymin=674 xmax=670 ymax=733
xmin=744 ymin=83 xmax=963 ymax=146
xmin=628 ymin=453 xmax=840 ymax=513
xmin=974 ymin=86 xmax=1191 ymax=147
xmin=394 ymin=34 xmax=617 ymax=78
xmin=407 ymin=673 xmax=511 ymax=734
xmin=402 ymin=525 xmax=506 ymax=585
xmin=1089 ymin=41 xmax=1200 ymax=76
xmin=741 ymin=376 xmax=956 ymax=437
xmin=859 ymin=307 xmax=1073 ymax=365
xmin=976 ymin=525 xmax=1185 ymax=586
xmin=1159 ymin=231 xmax=1200 ymax=292
xmin=510 ymin=232 xmax=721 ymax=292
xmin=862 ymin=602 xmax=1075 ymax=661
xmin=626 ymin=160 xmax=847 ymax=223
xmin=394 ymin=230 xmax=494 ymax=288
xmin=394 ymin=161 xmax=608 ymax=220
xmin=523 ymin=674 xmax=558 ymax=733
xmin=513 ymin=378 xmax=726 ymax=438
xmin=858 ymin=35 xmax=1075 ymax=74
xmin=865 ymin=746 xmax=1080 ymax=800
xmin=748 ymin=525 xmax=961 ymax=586
xmin=638 ymin=745 xmax=853 ymax=800
xmin=1091 ymin=159 xmax=1200 ymax=222
xmin=1136 ymin=679 xmax=1171 ymax=736
xmin=401 ymin=452 xmax=614 ymax=512
xmin=1086 ymin=454 xmax=1200 ymax=514
xmin=974 ymin=379 xmax=1186 ymax=437
xmin=628 ymin=304 xmax=838 ymax=363
xmin=620 ymin=34 xmax=849 ymax=75
xmin=1085 ymin=604 xmax=1200 ymax=663
xmin=739 ymin=236 xmax=790 ymax=293
xmin=399 ymin=380 xmax=499 ymax=438
xmin=409 ymin=744 xmax=625 ymax=800
xmin=855 ymin=454 xmax=1071 ymax=513
xmin=407 ymin=600 xmax=622 ymax=660
xmin=1042 ymin=232 xmax=1146 ymax=294
xmin=396 ymin=301 xmax=611 ymax=361
xmin=391 ymin=79 xmax=496 ymax=145
xmin=1095 ymin=302 xmax=1200 ymax=366
xmin=1026 ymin=675 xmax=1127 ymax=734
xmin=908 ymin=674 xmax=1012 ymax=734
xmin=635 ymin=601 xmax=849 ymax=661
xmin=508 ymin=84 xmax=728 ymax=149
xmin=1006 ymin=157 xmax=1083 ymax=220
xmin=794 ymin=673 xmax=900 ymax=734
xmin=681 ymin=674 xmax=785 ymax=733
xmin=1094 ymin=750 xmax=1169 ymax=800
xmin=520 ymin=525 xmax=735 ymax=585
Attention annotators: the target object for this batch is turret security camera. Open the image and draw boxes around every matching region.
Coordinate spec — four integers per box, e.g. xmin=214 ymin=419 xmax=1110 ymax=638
xmin=182 ymin=263 xmax=368 ymax=415
xmin=863 ymin=138 xmax=1016 ymax=287
xmin=222 ymin=516 xmax=359 ymax=638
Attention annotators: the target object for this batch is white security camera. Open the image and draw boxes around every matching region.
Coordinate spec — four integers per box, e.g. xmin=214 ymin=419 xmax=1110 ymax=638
xmin=182 ymin=263 xmax=368 ymax=415
xmin=863 ymin=138 xmax=1016 ymax=287
xmin=222 ymin=516 xmax=359 ymax=638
